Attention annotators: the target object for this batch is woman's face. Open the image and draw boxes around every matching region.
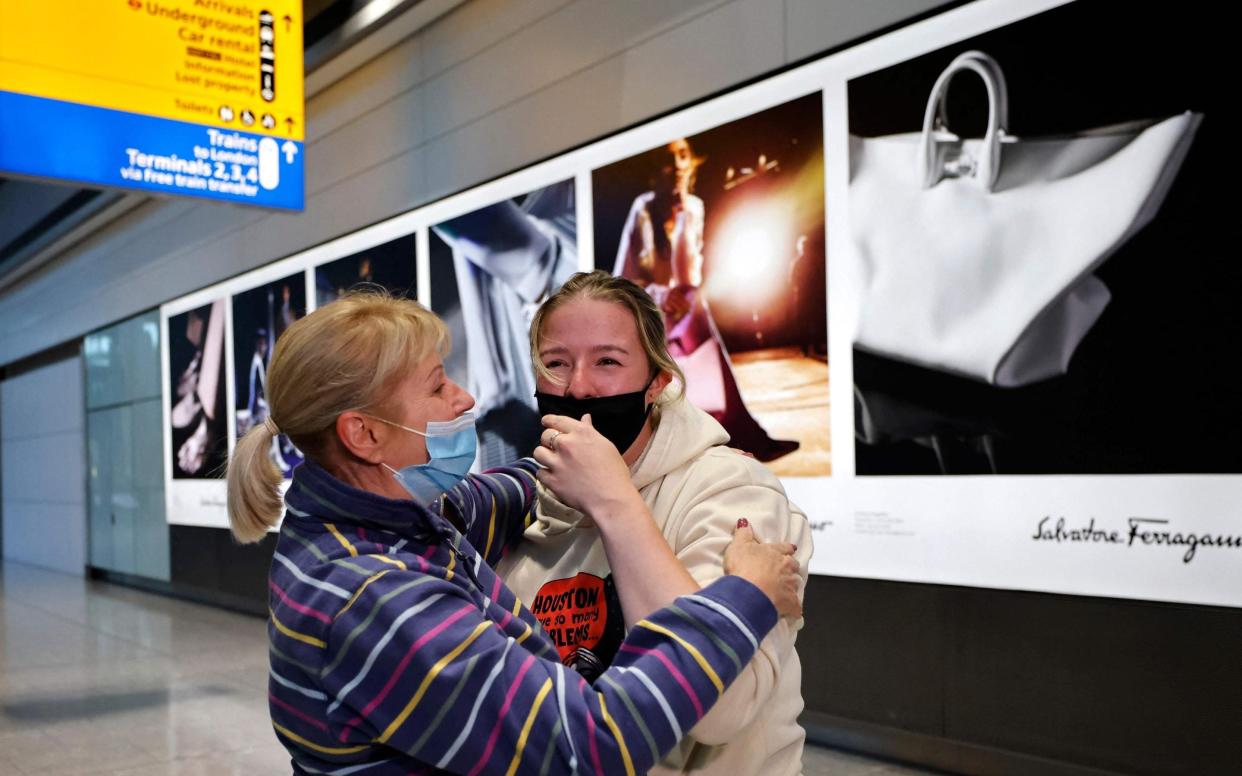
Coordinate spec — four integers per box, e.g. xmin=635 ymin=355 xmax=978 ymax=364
xmin=664 ymin=139 xmax=695 ymax=194
xmin=536 ymin=298 xmax=665 ymax=403
xmin=382 ymin=353 xmax=474 ymax=466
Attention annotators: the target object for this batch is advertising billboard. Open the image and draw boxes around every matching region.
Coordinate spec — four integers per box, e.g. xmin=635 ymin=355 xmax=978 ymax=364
xmin=157 ymin=0 xmax=1241 ymax=607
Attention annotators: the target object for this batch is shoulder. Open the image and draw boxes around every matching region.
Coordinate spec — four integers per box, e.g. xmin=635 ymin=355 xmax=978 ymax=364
xmin=323 ymin=548 xmax=472 ymax=634
xmin=278 ymin=520 xmax=448 ymax=589
xmin=669 ymin=448 xmax=808 ymax=538
xmin=279 ymin=534 xmax=419 ymax=596
xmin=627 ymin=190 xmax=657 ymax=217
xmin=688 ymin=445 xmax=786 ymax=494
xmin=450 ymin=461 xmax=537 ymax=507
xmin=655 ymin=445 xmax=784 ymax=511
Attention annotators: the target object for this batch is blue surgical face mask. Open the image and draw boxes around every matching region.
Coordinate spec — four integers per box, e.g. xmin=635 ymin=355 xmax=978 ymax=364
xmin=373 ymin=413 xmax=477 ymax=506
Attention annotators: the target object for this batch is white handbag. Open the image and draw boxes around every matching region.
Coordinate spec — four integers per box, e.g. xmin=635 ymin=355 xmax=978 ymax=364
xmin=850 ymin=50 xmax=1202 ymax=386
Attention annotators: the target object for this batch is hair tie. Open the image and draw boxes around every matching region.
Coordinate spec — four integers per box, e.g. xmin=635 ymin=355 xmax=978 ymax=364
xmin=264 ymin=416 xmax=281 ymax=436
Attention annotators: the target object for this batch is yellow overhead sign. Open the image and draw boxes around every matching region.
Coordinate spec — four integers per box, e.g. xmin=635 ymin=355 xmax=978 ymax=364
xmin=0 ymin=0 xmax=304 ymax=139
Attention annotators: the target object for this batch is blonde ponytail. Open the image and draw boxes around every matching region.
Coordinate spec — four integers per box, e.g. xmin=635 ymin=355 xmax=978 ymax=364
xmin=227 ymin=421 xmax=284 ymax=543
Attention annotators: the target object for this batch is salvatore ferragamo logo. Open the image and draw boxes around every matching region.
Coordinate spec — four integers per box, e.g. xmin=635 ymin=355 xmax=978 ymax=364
xmin=1032 ymin=516 xmax=1242 ymax=563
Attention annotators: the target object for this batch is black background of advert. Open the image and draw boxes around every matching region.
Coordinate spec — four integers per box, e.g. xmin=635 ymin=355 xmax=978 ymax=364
xmin=314 ymin=233 xmax=418 ymax=307
xmin=848 ymin=0 xmax=1238 ymax=475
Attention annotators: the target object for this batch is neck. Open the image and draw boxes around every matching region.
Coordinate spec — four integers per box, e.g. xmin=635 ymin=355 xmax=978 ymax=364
xmin=323 ymin=455 xmax=411 ymax=501
xmin=621 ymin=417 xmax=655 ymax=469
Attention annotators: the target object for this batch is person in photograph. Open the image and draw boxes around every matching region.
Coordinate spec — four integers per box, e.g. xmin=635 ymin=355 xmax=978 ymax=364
xmin=171 ymin=299 xmax=225 ymax=476
xmin=316 ymin=234 xmax=420 ymax=307
xmin=614 ymin=139 xmax=798 ymax=461
xmin=225 ymin=290 xmax=803 ymax=775
xmin=501 ymin=270 xmax=812 ymax=776
xmin=245 ymin=323 xmax=302 ymax=475
xmin=432 ymin=181 xmax=577 ymax=469
xmin=237 ymin=281 xmax=304 ymax=474
xmin=317 ymin=254 xmax=392 ymax=307
xmin=246 ymin=328 xmax=269 ymax=426
xmin=788 ymin=234 xmax=816 ymax=356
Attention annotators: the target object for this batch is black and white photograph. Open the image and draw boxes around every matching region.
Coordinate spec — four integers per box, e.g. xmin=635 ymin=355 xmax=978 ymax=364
xmin=314 ymin=232 xmax=418 ymax=306
xmin=167 ymin=300 xmax=228 ymax=479
xmin=231 ymin=273 xmax=307 ymax=478
xmin=593 ymin=94 xmax=829 ymax=476
xmin=429 ymin=179 xmax=578 ymax=469
xmin=848 ymin=0 xmax=1236 ymax=475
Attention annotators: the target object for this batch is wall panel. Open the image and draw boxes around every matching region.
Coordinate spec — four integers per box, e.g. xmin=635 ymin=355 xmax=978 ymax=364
xmin=1 ymin=357 xmax=86 ymax=575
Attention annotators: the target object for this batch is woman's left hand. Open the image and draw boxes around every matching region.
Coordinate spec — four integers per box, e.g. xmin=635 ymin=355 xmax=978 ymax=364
xmin=534 ymin=414 xmax=641 ymax=519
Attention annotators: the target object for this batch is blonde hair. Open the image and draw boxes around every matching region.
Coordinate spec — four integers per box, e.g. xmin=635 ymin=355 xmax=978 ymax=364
xmin=529 ymin=270 xmax=685 ymax=419
xmin=227 ymin=291 xmax=448 ymax=543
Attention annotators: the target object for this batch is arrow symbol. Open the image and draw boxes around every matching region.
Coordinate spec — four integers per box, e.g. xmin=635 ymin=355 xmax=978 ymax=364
xmin=281 ymin=141 xmax=298 ymax=164
xmin=283 ymin=14 xmax=293 ymax=32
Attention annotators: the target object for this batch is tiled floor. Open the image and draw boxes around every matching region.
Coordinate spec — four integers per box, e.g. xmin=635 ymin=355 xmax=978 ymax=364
xmin=0 ymin=562 xmax=941 ymax=775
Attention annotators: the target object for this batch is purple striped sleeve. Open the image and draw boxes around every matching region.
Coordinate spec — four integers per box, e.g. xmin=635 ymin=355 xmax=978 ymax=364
xmin=446 ymin=459 xmax=539 ymax=566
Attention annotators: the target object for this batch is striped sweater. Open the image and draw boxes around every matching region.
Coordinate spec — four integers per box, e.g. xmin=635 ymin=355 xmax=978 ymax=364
xmin=268 ymin=458 xmax=779 ymax=775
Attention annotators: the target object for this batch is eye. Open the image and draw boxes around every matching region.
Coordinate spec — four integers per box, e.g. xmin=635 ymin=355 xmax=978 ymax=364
xmin=543 ymin=359 xmax=567 ymax=370
xmin=597 ymin=357 xmax=620 ymax=367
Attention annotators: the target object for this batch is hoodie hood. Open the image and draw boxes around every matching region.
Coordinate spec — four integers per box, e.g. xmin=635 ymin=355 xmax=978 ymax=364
xmin=531 ymin=481 xmax=590 ymax=537
xmin=530 ymin=387 xmax=728 ymax=538
xmin=630 ymin=387 xmax=729 ymax=490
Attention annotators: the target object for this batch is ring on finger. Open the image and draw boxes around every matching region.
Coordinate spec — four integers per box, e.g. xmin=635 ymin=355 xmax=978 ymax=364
xmin=546 ymin=430 xmax=561 ymax=451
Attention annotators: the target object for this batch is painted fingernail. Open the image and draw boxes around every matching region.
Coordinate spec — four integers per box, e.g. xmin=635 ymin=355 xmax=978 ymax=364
xmin=737 ymin=518 xmax=749 ymax=528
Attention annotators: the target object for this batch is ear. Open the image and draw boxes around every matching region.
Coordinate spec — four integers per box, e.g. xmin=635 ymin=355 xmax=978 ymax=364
xmin=336 ymin=411 xmax=387 ymax=464
xmin=646 ymin=370 xmax=672 ymax=404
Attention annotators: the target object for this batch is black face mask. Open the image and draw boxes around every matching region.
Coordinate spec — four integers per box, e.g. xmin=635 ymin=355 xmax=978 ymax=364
xmin=535 ymin=375 xmax=657 ymax=454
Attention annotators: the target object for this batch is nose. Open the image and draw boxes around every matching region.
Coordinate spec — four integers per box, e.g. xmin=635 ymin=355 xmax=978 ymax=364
xmin=563 ymin=364 xmax=595 ymax=399
xmin=448 ymin=380 xmax=476 ymax=414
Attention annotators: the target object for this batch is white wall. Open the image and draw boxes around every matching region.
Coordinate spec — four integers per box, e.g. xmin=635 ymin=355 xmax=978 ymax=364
xmin=1 ymin=357 xmax=87 ymax=574
xmin=0 ymin=0 xmax=946 ymax=367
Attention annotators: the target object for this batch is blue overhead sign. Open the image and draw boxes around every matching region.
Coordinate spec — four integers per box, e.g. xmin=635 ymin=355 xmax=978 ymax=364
xmin=0 ymin=91 xmax=304 ymax=210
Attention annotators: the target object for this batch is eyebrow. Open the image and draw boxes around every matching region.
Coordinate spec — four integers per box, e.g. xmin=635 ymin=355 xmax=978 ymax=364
xmin=538 ymin=344 xmax=631 ymax=358
xmin=424 ymin=365 xmax=445 ymax=385
xmin=591 ymin=345 xmax=630 ymax=356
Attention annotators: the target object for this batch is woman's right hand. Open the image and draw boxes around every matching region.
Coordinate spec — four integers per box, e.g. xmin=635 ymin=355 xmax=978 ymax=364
xmin=534 ymin=413 xmax=643 ymax=521
xmin=723 ymin=520 xmax=802 ymax=619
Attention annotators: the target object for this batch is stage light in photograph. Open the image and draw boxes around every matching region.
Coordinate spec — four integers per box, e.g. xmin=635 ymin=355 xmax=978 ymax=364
xmin=706 ymin=200 xmax=794 ymax=308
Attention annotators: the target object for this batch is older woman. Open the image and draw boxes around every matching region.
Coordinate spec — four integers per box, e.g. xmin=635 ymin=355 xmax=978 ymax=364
xmin=226 ymin=291 xmax=801 ymax=775
xmin=500 ymin=271 xmax=813 ymax=775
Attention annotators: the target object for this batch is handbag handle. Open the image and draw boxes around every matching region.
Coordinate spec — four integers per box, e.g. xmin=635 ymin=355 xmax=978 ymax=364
xmin=918 ymin=50 xmax=1010 ymax=190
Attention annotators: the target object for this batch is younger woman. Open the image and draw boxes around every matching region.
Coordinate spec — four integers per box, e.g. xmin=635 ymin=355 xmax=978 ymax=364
xmin=502 ymin=271 xmax=812 ymax=775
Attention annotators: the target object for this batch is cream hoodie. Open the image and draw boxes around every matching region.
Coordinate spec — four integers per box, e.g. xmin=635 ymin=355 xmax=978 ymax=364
xmin=498 ymin=392 xmax=812 ymax=775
